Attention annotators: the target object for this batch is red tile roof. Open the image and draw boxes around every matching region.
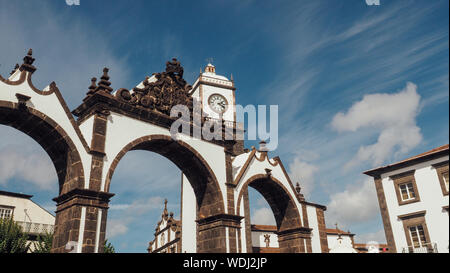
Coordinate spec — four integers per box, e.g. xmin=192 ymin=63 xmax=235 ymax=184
xmin=325 ymin=228 xmax=354 ymax=236
xmin=364 ymin=144 xmax=449 ymax=177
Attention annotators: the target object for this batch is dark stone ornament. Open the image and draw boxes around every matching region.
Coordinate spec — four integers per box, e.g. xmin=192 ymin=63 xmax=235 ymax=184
xmin=96 ymin=68 xmax=113 ymax=93
xmin=19 ymin=49 xmax=37 ymax=73
xmin=115 ymin=58 xmax=193 ymax=116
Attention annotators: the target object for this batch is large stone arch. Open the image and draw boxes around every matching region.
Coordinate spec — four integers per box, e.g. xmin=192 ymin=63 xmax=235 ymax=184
xmin=103 ymin=134 xmax=227 ymax=252
xmin=105 ymin=134 xmax=225 ymax=217
xmin=0 ymin=100 xmax=86 ymax=252
xmin=236 ymin=174 xmax=311 ymax=253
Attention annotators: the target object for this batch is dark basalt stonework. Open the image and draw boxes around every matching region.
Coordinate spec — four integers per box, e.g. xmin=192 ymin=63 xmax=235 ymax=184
xmin=115 ymin=58 xmax=193 ymax=116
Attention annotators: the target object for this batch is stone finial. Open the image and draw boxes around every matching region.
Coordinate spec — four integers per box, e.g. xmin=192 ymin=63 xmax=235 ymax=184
xmin=163 ymin=199 xmax=168 ymax=216
xmin=83 ymin=77 xmax=98 ymax=102
xmin=258 ymin=140 xmax=268 ymax=152
xmin=20 ymin=48 xmax=36 ymax=73
xmin=86 ymin=77 xmax=97 ymax=94
xmin=335 ymin=222 xmax=343 ymax=240
xmin=96 ymin=67 xmax=113 ymax=93
xmin=295 ymin=182 xmax=305 ymax=201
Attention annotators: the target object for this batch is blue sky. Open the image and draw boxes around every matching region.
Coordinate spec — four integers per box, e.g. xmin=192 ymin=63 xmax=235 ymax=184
xmin=0 ymin=0 xmax=448 ymax=252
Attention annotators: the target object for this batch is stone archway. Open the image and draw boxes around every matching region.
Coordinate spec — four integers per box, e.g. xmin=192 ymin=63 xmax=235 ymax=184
xmin=236 ymin=174 xmax=311 ymax=253
xmin=0 ymin=100 xmax=86 ymax=252
xmin=104 ymin=135 xmax=227 ymax=252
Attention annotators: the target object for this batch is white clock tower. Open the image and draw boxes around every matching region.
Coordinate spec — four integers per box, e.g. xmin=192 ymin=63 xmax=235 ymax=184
xmin=190 ymin=63 xmax=236 ymax=127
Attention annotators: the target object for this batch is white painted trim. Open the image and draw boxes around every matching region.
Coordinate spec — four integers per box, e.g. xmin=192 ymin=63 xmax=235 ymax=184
xmin=225 ymin=227 xmax=230 ymax=253
xmin=77 ymin=207 xmax=86 ymax=253
xmin=94 ymin=209 xmax=102 ymax=253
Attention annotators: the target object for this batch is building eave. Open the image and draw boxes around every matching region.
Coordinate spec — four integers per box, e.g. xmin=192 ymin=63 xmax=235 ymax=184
xmin=363 ymin=145 xmax=449 ymax=178
xmin=0 ymin=190 xmax=33 ymax=199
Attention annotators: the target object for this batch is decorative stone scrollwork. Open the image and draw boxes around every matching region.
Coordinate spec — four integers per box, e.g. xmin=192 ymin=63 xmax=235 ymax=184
xmin=115 ymin=58 xmax=193 ymax=116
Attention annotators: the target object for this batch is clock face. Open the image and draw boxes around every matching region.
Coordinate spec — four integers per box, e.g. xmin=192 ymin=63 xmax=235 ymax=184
xmin=208 ymin=94 xmax=228 ymax=114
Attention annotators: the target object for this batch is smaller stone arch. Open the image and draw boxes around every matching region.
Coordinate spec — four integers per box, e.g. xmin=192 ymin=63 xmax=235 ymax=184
xmin=237 ymin=174 xmax=302 ymax=232
xmin=236 ymin=174 xmax=311 ymax=253
xmin=0 ymin=100 xmax=85 ymax=194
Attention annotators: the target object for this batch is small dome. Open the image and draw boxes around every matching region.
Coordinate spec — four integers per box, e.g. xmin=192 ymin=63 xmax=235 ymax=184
xmin=202 ymin=63 xmax=229 ymax=81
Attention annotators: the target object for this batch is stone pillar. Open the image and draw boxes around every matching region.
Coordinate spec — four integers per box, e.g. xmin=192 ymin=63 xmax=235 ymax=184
xmin=52 ymin=189 xmax=114 ymax=253
xmin=301 ymin=203 xmax=313 ymax=253
xmin=88 ymin=107 xmax=109 ymax=192
xmin=242 ymin=187 xmax=253 ymax=253
xmin=277 ymin=227 xmax=312 ymax=253
xmin=374 ymin=177 xmax=397 ymax=253
xmin=196 ymin=214 xmax=243 ymax=253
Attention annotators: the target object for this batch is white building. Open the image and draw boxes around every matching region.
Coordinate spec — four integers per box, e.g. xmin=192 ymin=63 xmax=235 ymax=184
xmin=250 ymin=225 xmax=358 ymax=253
xmin=0 ymin=190 xmax=55 ymax=251
xmin=364 ymin=144 xmax=449 ymax=253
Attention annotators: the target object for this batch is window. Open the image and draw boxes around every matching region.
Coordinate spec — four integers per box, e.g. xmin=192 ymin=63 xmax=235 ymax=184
xmin=0 ymin=206 xmax=14 ymax=219
xmin=398 ymin=211 xmax=432 ymax=253
xmin=443 ymin=171 xmax=449 ymax=192
xmin=399 ymin=182 xmax=416 ymax=201
xmin=391 ymin=170 xmax=420 ymax=206
xmin=409 ymin=225 xmax=427 ymax=248
xmin=433 ymin=161 xmax=449 ymax=196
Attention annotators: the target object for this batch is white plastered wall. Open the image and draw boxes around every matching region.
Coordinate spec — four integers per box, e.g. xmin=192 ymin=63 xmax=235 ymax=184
xmin=306 ymin=205 xmax=322 ymax=253
xmin=0 ymin=195 xmax=55 ymax=225
xmin=327 ymin=234 xmax=353 ymax=250
xmin=181 ymin=174 xmax=197 ymax=253
xmin=380 ymin=155 xmax=449 ymax=253
xmin=251 ymin=231 xmax=279 ymax=248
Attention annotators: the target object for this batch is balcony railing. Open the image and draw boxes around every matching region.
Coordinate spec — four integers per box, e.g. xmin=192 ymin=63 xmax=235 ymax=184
xmin=402 ymin=243 xmax=438 ymax=253
xmin=204 ymin=117 xmax=236 ymax=129
xmin=16 ymin=221 xmax=54 ymax=235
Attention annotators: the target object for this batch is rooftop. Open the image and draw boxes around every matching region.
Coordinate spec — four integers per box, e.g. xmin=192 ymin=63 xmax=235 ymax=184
xmin=0 ymin=190 xmax=33 ymax=199
xmin=364 ymin=144 xmax=449 ymax=177
xmin=325 ymin=228 xmax=354 ymax=236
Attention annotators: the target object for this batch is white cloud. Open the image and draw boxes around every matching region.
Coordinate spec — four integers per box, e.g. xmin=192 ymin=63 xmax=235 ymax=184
xmin=326 ymin=179 xmax=379 ymax=227
xmin=355 ymin=229 xmax=387 ymax=245
xmin=106 ymin=196 xmax=164 ymax=239
xmin=251 ymin=208 xmax=276 ymax=226
xmin=331 ymin=82 xmax=422 ymax=169
xmin=106 ymin=219 xmax=129 ymax=239
xmin=0 ymin=146 xmax=57 ymax=190
xmin=0 ymin=1 xmax=131 ymax=109
xmin=110 ymin=150 xmax=181 ymax=193
xmin=288 ymin=157 xmax=318 ymax=197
